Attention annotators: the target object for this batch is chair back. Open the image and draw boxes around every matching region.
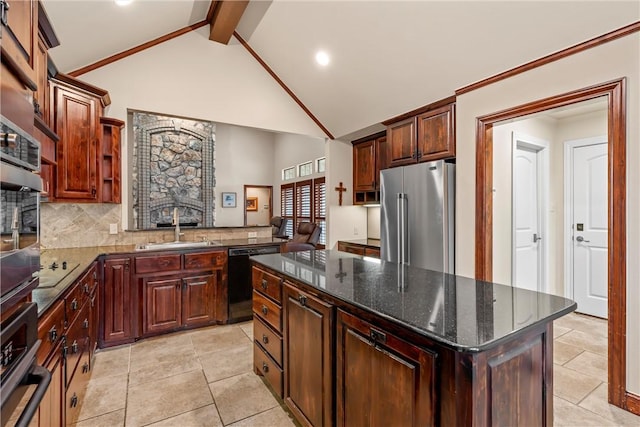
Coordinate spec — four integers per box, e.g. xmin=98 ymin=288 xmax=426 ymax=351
xmin=270 ymin=216 xmax=289 ymax=238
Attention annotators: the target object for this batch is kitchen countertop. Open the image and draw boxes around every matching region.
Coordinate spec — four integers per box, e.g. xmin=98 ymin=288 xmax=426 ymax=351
xmin=338 ymin=238 xmax=380 ymax=248
xmin=251 ymin=250 xmax=576 ymax=352
xmin=33 ymin=237 xmax=287 ymax=316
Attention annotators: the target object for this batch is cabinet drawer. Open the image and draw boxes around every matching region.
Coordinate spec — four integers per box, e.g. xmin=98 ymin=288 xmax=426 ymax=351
xmin=65 ymin=350 xmax=91 ymax=426
xmin=364 ymin=247 xmax=380 ymax=258
xmin=340 ymin=244 xmax=364 ymax=255
xmin=184 ymin=251 xmax=226 ymax=270
xmin=254 ymin=342 xmax=283 ymax=398
xmin=254 ymin=316 xmax=282 ymax=366
xmin=65 ymin=302 xmax=90 ymax=381
xmin=65 ymin=281 xmax=86 ymax=326
xmin=252 ymin=267 xmax=282 ymax=303
xmin=135 ymin=254 xmax=181 ymax=274
xmin=253 ymin=291 xmax=281 ymax=332
xmin=37 ymin=300 xmax=65 ymax=365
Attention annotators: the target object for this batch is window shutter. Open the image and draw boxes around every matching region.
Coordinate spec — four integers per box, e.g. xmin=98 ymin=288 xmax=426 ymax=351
xmin=295 ymin=179 xmax=312 ymax=230
xmin=313 ymin=177 xmax=326 ymax=246
xmin=281 ymin=183 xmax=295 ymax=238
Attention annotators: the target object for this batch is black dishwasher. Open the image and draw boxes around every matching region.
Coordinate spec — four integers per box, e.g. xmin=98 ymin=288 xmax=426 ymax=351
xmin=227 ymin=244 xmax=280 ymax=323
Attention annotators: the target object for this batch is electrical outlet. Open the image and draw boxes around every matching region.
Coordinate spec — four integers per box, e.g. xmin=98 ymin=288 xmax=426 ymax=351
xmin=248 ymin=231 xmax=257 ymax=238
xmin=109 ymin=223 xmax=118 ymax=235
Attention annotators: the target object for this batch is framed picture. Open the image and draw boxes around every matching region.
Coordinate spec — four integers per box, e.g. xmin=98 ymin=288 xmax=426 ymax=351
xmin=222 ymin=192 xmax=236 ymax=208
xmin=246 ymin=197 xmax=258 ymax=211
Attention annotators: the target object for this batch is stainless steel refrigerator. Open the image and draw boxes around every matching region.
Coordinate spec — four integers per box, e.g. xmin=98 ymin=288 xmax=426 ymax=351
xmin=380 ymin=161 xmax=455 ymax=273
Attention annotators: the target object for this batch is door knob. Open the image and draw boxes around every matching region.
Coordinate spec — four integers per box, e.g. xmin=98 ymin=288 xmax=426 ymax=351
xmin=576 ymin=236 xmax=590 ymax=243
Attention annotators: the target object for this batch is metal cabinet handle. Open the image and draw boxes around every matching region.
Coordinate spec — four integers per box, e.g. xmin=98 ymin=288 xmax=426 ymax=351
xmin=71 ymin=299 xmax=78 ymax=311
xmin=82 ymin=319 xmax=89 ymax=329
xmin=262 ymin=362 xmax=269 ymax=373
xmin=82 ymin=362 xmax=89 ymax=374
xmin=83 ymin=283 xmax=89 ymax=294
xmin=70 ymin=393 xmax=78 ymax=408
xmin=262 ymin=334 xmax=269 ymax=344
xmin=261 ymin=306 xmax=268 ymax=316
xmin=370 ymin=328 xmax=387 ymax=345
xmin=261 ymin=279 xmax=268 ymax=290
xmin=298 ymin=295 xmax=307 ymax=307
xmin=71 ymin=340 xmax=78 ymax=354
xmin=49 ymin=327 xmax=57 ymax=342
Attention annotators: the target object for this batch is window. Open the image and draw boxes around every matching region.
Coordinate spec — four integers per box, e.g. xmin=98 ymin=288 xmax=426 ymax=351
xmin=281 ymin=177 xmax=326 ymax=248
xmin=314 ymin=177 xmax=326 ymax=247
xmin=298 ymin=161 xmax=313 ymax=177
xmin=316 ymin=157 xmax=326 ymax=173
xmin=282 ymin=166 xmax=296 ymax=181
xmin=281 ymin=183 xmax=295 ymax=238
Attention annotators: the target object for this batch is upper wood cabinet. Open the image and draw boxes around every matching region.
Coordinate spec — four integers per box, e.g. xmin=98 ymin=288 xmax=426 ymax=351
xmin=352 ymin=132 xmax=387 ymax=205
xmin=384 ymin=98 xmax=456 ymax=167
xmin=1 ymin=0 xmax=38 ymax=90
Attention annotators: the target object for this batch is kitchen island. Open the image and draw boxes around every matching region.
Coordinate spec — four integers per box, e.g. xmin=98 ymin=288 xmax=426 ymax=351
xmin=250 ymin=250 xmax=576 ymax=426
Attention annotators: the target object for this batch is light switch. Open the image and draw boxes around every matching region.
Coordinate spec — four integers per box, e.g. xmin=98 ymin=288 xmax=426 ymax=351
xmin=109 ymin=223 xmax=118 ymax=234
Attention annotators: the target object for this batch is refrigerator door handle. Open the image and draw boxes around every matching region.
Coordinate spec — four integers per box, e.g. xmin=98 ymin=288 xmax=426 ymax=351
xmin=399 ymin=193 xmax=407 ymax=264
xmin=397 ymin=193 xmax=402 ymax=264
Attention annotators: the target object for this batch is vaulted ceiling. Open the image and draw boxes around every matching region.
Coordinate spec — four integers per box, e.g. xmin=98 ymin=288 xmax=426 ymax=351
xmin=42 ymin=0 xmax=639 ymax=139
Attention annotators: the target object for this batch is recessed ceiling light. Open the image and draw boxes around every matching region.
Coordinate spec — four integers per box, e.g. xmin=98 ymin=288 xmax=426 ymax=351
xmin=315 ymin=51 xmax=330 ymax=67
xmin=115 ymin=0 xmax=133 ymax=6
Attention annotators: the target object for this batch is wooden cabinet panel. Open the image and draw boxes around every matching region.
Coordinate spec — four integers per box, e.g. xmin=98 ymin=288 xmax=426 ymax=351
xmin=254 ymin=342 xmax=283 ymax=398
xmin=34 ymin=35 xmax=49 ymax=121
xmin=182 ymin=274 xmax=215 ymax=327
xmin=54 ymin=85 xmax=97 ymax=200
xmin=99 ymin=117 xmax=124 ymax=203
xmin=375 ymin=136 xmax=389 ymax=182
xmin=417 ymin=103 xmax=455 ymax=162
xmin=36 ymin=300 xmax=64 ymax=365
xmin=65 ymin=350 xmax=90 ymax=426
xmin=337 ymin=242 xmax=364 ymax=256
xmin=254 ymin=316 xmax=282 ymax=366
xmin=184 ymin=250 xmax=226 ymax=271
xmin=336 ymin=310 xmax=436 ymax=427
xmin=283 ymin=284 xmax=333 ymax=427
xmin=387 ymin=117 xmax=417 ymax=167
xmin=102 ymin=257 xmax=133 ymax=346
xmin=38 ymin=350 xmax=63 ymax=427
xmin=364 ymin=247 xmax=380 ymax=258
xmin=353 ymin=140 xmax=376 ymax=191
xmin=253 ymin=290 xmax=281 ymax=332
xmin=143 ymin=276 xmax=182 ymax=335
xmin=252 ymin=266 xmax=282 ymax=304
xmin=134 ymin=254 xmax=181 ymax=274
xmin=64 ymin=304 xmax=90 ymax=383
xmin=1 ymin=0 xmax=37 ymax=94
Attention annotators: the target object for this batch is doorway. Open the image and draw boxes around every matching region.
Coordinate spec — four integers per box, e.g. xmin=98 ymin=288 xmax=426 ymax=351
xmin=512 ymin=133 xmax=549 ymax=293
xmin=243 ymin=185 xmax=273 ymax=226
xmin=564 ymin=137 xmax=608 ymax=318
xmin=475 ymin=78 xmax=627 ymax=409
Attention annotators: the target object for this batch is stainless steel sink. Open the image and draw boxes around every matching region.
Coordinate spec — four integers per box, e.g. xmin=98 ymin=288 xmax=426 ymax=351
xmin=135 ymin=241 xmax=222 ymax=251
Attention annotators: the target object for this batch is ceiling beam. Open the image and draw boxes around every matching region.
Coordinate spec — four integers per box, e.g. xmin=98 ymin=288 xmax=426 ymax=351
xmin=209 ymin=1 xmax=249 ymax=44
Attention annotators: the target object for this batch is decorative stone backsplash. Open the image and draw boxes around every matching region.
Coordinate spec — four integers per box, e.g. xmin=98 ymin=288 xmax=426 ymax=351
xmin=40 ymin=203 xmax=271 ymax=249
xmin=133 ymin=112 xmax=215 ymax=229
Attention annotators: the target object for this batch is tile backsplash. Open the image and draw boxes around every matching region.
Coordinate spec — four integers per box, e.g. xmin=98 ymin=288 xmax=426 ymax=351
xmin=41 ymin=203 xmax=271 ymax=249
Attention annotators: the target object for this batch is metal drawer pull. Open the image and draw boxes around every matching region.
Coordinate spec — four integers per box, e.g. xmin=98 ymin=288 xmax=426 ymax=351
xmin=71 ymin=299 xmax=78 ymax=311
xmin=49 ymin=327 xmax=57 ymax=342
xmin=261 ymin=279 xmax=268 ymax=290
xmin=262 ymin=334 xmax=269 ymax=344
xmin=83 ymin=283 xmax=89 ymax=294
xmin=71 ymin=340 xmax=78 ymax=354
xmin=70 ymin=393 xmax=78 ymax=408
xmin=82 ymin=319 xmax=89 ymax=329
xmin=261 ymin=306 xmax=268 ymax=315
xmin=262 ymin=362 xmax=269 ymax=373
xmin=82 ymin=362 xmax=89 ymax=374
xmin=298 ymin=295 xmax=307 ymax=306
xmin=370 ymin=329 xmax=387 ymax=345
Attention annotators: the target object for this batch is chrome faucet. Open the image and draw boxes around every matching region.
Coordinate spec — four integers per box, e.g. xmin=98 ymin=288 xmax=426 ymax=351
xmin=172 ymin=207 xmax=183 ymax=242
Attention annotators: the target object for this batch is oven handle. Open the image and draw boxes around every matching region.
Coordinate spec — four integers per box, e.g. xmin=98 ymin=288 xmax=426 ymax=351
xmin=13 ymin=365 xmax=51 ymax=427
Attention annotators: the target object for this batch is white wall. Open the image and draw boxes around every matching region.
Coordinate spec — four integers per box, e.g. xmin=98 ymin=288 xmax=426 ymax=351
xmin=456 ymin=33 xmax=639 ymax=393
xmin=367 ymin=206 xmax=381 ymax=239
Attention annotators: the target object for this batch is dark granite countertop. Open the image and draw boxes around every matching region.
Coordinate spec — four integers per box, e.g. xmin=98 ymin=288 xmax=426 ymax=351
xmin=251 ymin=250 xmax=576 ymax=352
xmin=338 ymin=238 xmax=381 ymax=248
xmin=33 ymin=237 xmax=286 ymax=316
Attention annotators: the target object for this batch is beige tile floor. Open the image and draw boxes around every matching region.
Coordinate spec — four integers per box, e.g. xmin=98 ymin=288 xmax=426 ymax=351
xmin=73 ymin=313 xmax=640 ymax=426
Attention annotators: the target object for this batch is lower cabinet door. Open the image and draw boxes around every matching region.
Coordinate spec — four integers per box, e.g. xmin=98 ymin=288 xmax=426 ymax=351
xmin=336 ymin=310 xmax=437 ymax=427
xmin=283 ymin=284 xmax=333 ymax=427
xmin=65 ymin=350 xmax=91 ymax=426
xmin=143 ymin=276 xmax=182 ymax=335
xmin=254 ymin=342 xmax=283 ymax=398
xmin=38 ymin=352 xmax=63 ymax=427
xmin=182 ymin=274 xmax=216 ymax=327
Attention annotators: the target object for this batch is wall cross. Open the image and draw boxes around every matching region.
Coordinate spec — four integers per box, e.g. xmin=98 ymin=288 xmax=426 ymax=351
xmin=335 ymin=182 xmax=347 ymax=206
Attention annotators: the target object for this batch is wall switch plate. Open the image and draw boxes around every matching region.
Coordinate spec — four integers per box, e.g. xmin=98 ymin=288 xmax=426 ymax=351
xmin=109 ymin=223 xmax=118 ymax=235
xmin=248 ymin=232 xmax=257 ymax=238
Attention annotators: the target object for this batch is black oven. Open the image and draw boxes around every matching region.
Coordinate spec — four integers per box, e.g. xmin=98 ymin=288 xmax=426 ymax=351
xmin=0 ymin=115 xmax=42 ymax=313
xmin=0 ymin=303 xmax=51 ymax=427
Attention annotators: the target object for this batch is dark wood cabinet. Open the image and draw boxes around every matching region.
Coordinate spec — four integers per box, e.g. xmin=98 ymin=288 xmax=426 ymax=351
xmin=352 ymin=132 xmax=386 ymax=205
xmin=417 ymin=103 xmax=455 ymax=162
xmin=336 ymin=310 xmax=436 ymax=427
xmin=143 ymin=276 xmax=182 ymax=335
xmin=136 ymin=249 xmax=226 ymax=338
xmin=53 ymin=84 xmax=98 ymax=200
xmin=38 ymin=349 xmax=63 ymax=427
xmin=102 ymin=256 xmax=134 ymax=346
xmin=337 ymin=241 xmax=380 ymax=259
xmin=283 ymin=284 xmax=333 ymax=427
xmin=384 ymin=98 xmax=456 ymax=167
xmin=99 ymin=117 xmax=124 ymax=203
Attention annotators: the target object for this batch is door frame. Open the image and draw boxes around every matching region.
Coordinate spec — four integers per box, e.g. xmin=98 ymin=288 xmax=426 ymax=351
xmin=563 ymin=136 xmax=608 ymax=303
xmin=511 ymin=132 xmax=549 ymax=293
xmin=243 ymin=184 xmax=273 ymax=226
xmin=474 ymin=78 xmax=628 ymax=409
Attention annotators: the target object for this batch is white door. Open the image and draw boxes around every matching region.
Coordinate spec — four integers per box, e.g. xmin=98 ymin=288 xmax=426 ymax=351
xmin=513 ymin=144 xmax=543 ymax=292
xmin=571 ymin=142 xmax=608 ymax=318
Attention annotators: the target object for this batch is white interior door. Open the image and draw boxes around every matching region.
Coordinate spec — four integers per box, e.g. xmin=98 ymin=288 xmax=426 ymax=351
xmin=572 ymin=142 xmax=608 ymax=318
xmin=513 ymin=144 xmax=542 ymax=292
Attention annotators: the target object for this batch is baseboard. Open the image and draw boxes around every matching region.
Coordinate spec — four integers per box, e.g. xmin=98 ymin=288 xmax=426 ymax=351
xmin=626 ymin=391 xmax=640 ymax=416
